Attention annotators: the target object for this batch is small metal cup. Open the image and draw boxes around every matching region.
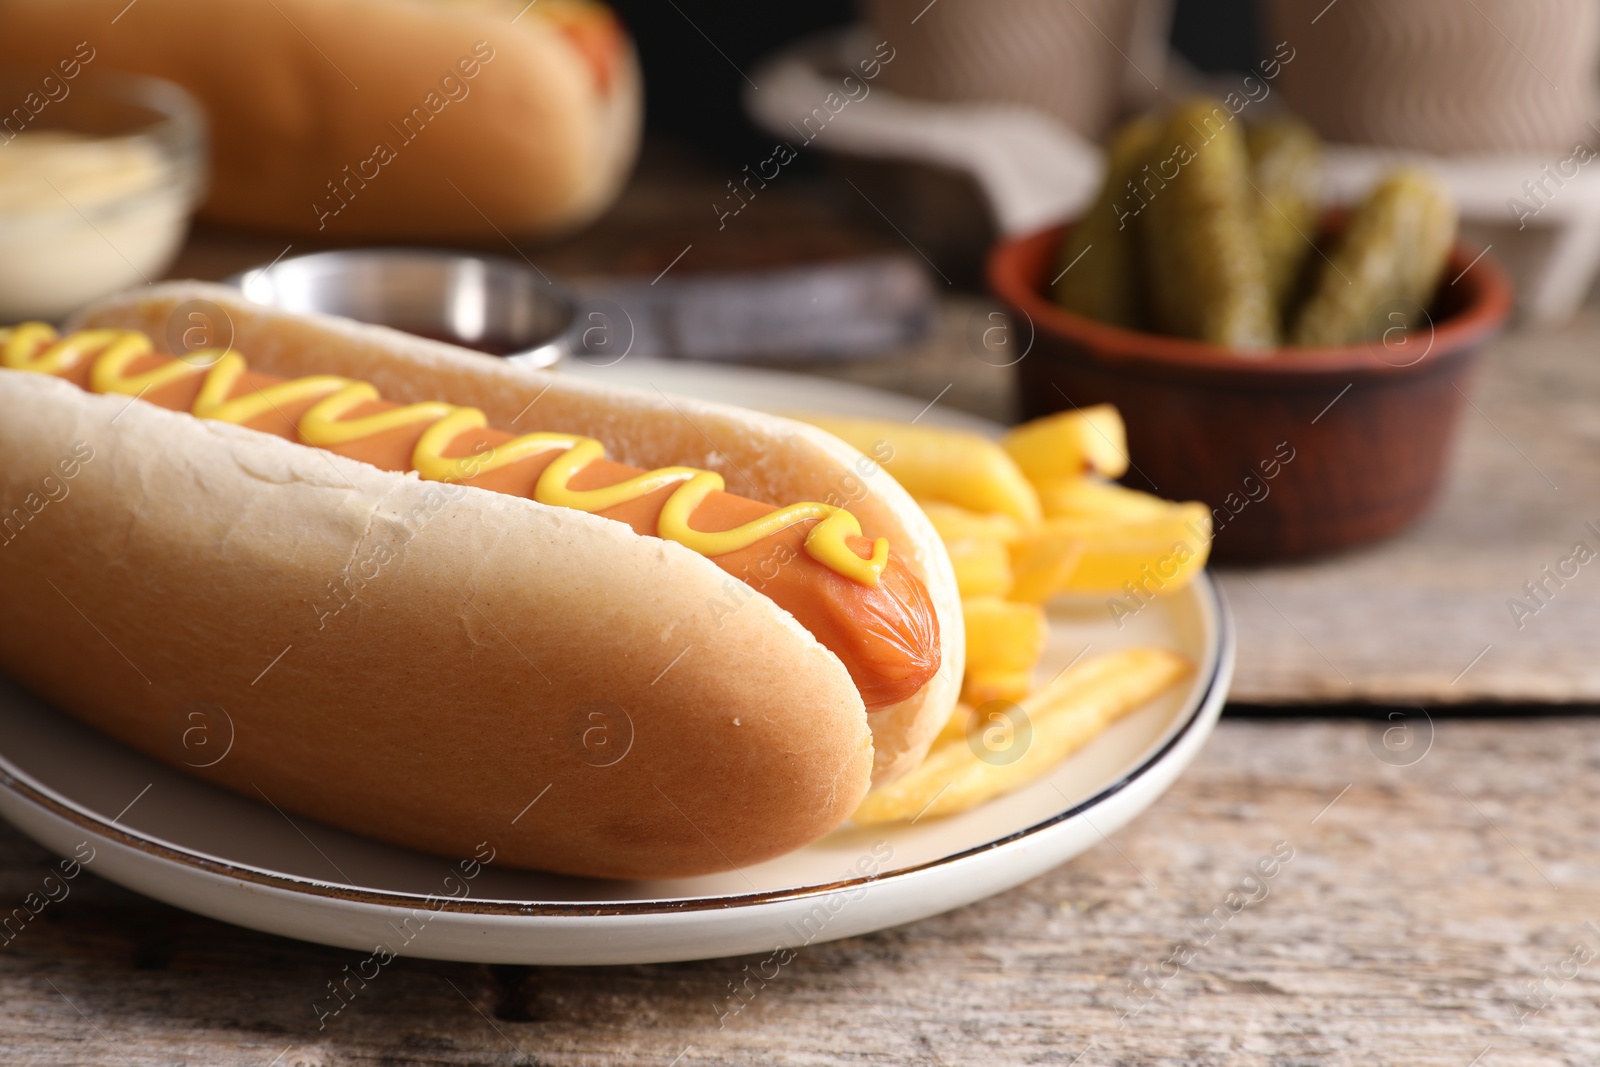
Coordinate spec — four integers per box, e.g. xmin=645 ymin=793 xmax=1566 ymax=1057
xmin=229 ymin=249 xmax=575 ymax=369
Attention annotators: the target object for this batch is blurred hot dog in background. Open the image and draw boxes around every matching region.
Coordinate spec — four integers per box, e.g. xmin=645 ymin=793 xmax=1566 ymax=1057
xmin=0 ymin=0 xmax=642 ymax=238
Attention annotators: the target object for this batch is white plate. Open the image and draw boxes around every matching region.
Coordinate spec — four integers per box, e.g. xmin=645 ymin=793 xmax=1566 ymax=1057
xmin=0 ymin=361 xmax=1232 ymax=965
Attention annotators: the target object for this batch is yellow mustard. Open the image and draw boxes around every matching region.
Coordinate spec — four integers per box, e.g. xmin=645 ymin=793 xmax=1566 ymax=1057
xmin=1 ymin=325 xmax=888 ymax=585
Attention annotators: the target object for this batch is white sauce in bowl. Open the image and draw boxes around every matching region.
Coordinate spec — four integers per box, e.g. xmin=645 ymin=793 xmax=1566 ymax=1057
xmin=0 ymin=132 xmax=193 ymax=320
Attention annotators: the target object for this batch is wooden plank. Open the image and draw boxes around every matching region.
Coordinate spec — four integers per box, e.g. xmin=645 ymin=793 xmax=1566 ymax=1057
xmin=0 ymin=718 xmax=1593 ymax=1064
xmin=1210 ymin=310 xmax=1600 ymax=703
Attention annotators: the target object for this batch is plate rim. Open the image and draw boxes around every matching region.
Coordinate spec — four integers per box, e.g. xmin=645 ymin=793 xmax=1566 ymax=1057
xmin=0 ymin=578 xmax=1231 ymax=918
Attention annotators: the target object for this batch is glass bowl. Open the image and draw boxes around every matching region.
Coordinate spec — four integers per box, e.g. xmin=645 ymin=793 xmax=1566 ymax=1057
xmin=0 ymin=63 xmax=206 ymax=321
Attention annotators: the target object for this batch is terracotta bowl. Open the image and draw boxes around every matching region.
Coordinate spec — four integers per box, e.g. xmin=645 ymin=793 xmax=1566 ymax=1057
xmin=986 ymin=222 xmax=1514 ymax=561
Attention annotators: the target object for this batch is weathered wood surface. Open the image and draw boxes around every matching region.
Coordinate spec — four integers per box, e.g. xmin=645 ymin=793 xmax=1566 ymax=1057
xmin=1210 ymin=312 xmax=1600 ymax=704
xmin=1 ymin=716 xmax=1595 ymax=1065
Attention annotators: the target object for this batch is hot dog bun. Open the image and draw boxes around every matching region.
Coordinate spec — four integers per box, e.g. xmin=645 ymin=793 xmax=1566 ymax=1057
xmin=0 ymin=0 xmax=641 ymax=238
xmin=0 ymin=283 xmax=961 ymax=880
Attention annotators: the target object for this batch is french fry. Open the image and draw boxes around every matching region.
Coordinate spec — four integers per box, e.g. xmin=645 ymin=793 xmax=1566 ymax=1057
xmin=853 ymin=648 xmax=1193 ymax=824
xmin=1009 ymin=506 xmax=1212 ymax=603
xmin=1001 ymin=404 xmax=1129 ymax=482
xmin=796 ymin=415 xmax=1042 ymax=524
xmin=1067 ymin=537 xmax=1211 ymax=598
xmin=961 ymin=597 xmax=1047 ymax=702
xmin=918 ymin=500 xmax=1025 ymax=544
xmin=1007 ymin=535 xmax=1085 ymax=605
xmin=962 ymin=669 xmax=1033 ymax=706
xmin=946 ymin=537 xmax=1013 ymax=598
xmin=962 ymin=596 xmax=1049 ymax=675
xmin=1035 ymin=477 xmax=1172 ymax=522
xmin=934 ymin=701 xmax=975 ymax=746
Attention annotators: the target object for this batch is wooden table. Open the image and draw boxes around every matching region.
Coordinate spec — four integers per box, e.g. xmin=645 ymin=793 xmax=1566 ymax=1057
xmin=5 ymin=716 xmax=1596 ymax=1065
xmin=6 ymin=143 xmax=1598 ymax=1064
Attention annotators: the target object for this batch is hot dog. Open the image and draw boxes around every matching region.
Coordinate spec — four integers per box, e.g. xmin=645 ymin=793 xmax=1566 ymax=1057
xmin=0 ymin=284 xmax=963 ymax=879
xmin=2 ymin=323 xmax=940 ymax=712
xmin=0 ymin=0 xmax=642 ymax=239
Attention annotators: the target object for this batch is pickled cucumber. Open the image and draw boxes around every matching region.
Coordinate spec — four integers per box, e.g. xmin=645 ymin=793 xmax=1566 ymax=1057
xmin=1290 ymin=168 xmax=1458 ymax=347
xmin=1141 ymin=99 xmax=1277 ymax=349
xmin=1051 ymin=114 xmax=1161 ymax=329
xmin=1247 ymin=118 xmax=1321 ymax=319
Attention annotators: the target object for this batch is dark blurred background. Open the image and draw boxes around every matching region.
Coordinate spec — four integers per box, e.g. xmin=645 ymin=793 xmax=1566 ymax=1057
xmin=611 ymin=0 xmax=1262 ymax=164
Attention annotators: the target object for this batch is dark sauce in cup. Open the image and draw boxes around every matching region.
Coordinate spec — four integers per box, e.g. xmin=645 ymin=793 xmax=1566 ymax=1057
xmin=405 ymin=329 xmax=528 ymax=358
